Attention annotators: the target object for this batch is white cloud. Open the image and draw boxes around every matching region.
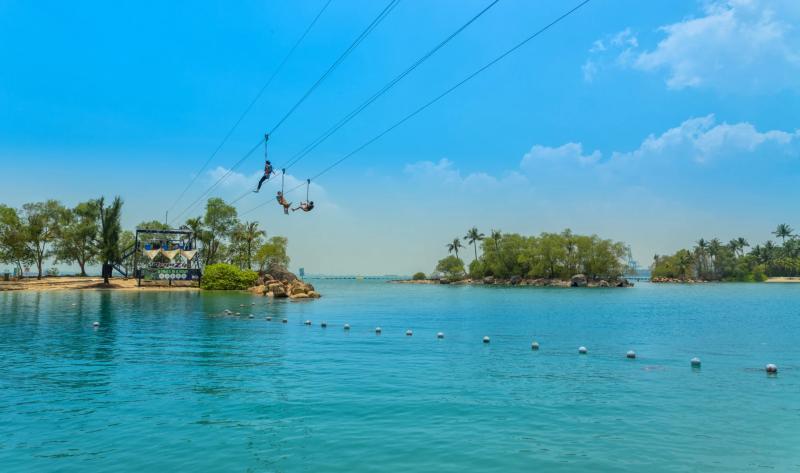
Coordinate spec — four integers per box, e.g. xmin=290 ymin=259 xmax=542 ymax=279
xmin=634 ymin=0 xmax=800 ymax=91
xmin=582 ymin=28 xmax=640 ymax=82
xmin=611 ymin=114 xmax=800 ymax=164
xmin=521 ymin=142 xmax=602 ymax=168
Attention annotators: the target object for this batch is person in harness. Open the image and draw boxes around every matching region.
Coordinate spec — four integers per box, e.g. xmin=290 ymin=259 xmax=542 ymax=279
xmin=253 ymin=134 xmax=275 ymax=193
xmin=292 ymin=201 xmax=314 ymax=212
xmin=276 ymin=191 xmax=292 ymax=215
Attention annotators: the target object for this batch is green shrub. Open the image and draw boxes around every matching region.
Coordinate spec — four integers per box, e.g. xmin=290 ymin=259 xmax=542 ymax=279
xmin=201 ymin=263 xmax=258 ymax=290
xmin=435 ymin=255 xmax=465 ymax=281
xmin=412 ymin=272 xmax=427 ymax=280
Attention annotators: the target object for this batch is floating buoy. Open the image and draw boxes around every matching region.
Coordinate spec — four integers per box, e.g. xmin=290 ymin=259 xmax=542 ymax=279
xmin=92 ymin=321 xmax=99 ymax=327
xmin=235 ymin=312 xmax=241 ymax=316
xmin=531 ymin=341 xmax=539 ymax=350
xmin=282 ymin=319 xmax=288 ymax=323
xmin=406 ymin=330 xmax=413 ymax=336
xmin=766 ymin=363 xmax=778 ymax=374
xmin=578 ymin=346 xmax=587 ymax=354
xmin=304 ymin=320 xmax=311 ymax=325
xmin=344 ymin=324 xmax=351 ymax=330
xmin=321 ymin=321 xmax=327 ymax=328
xmin=251 ymin=302 xmax=255 ymax=306
xmin=483 ymin=336 xmax=490 ymax=344
xmin=266 ymin=316 xmax=272 ymax=321
xmin=248 ymin=314 xmax=254 ymax=319
xmin=626 ymin=350 xmax=636 ymax=359
xmin=437 ymin=332 xmax=444 ymax=339
xmin=375 ymin=327 xmax=382 ymax=334
xmin=224 ymin=309 xmax=232 ymax=315
xmin=690 ymin=357 xmax=701 ymax=367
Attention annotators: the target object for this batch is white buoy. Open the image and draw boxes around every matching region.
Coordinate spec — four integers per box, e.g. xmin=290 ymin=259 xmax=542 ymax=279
xmin=626 ymin=350 xmax=636 ymax=359
xmin=344 ymin=324 xmax=351 ymax=330
xmin=406 ymin=329 xmax=413 ymax=336
xmin=375 ymin=327 xmax=382 ymax=334
xmin=92 ymin=321 xmax=99 ymax=327
xmin=578 ymin=346 xmax=587 ymax=354
xmin=437 ymin=332 xmax=444 ymax=339
xmin=766 ymin=363 xmax=778 ymax=374
xmin=235 ymin=312 xmax=241 ymax=316
xmin=531 ymin=341 xmax=539 ymax=350
xmin=304 ymin=320 xmax=311 ymax=325
xmin=266 ymin=316 xmax=272 ymax=321
xmin=248 ymin=314 xmax=254 ymax=319
xmin=321 ymin=321 xmax=327 ymax=328
xmin=483 ymin=336 xmax=490 ymax=344
xmin=282 ymin=319 xmax=288 ymax=324
xmin=691 ymin=357 xmax=701 ymax=367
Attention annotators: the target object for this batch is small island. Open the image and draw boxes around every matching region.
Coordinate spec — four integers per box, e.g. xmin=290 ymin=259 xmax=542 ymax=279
xmin=650 ymin=224 xmax=800 ymax=283
xmin=398 ymin=228 xmax=634 ymax=288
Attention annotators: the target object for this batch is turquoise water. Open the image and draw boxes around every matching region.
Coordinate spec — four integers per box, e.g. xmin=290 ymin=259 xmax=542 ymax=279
xmin=1 ymin=281 xmax=799 ymax=472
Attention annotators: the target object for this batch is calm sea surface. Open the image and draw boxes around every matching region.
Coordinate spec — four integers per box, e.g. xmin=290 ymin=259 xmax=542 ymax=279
xmin=1 ymin=281 xmax=799 ymax=472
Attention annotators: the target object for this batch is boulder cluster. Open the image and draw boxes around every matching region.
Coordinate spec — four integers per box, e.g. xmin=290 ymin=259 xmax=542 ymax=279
xmin=651 ymin=277 xmax=707 ymax=284
xmin=249 ymin=270 xmax=321 ymax=300
xmin=437 ymin=273 xmax=632 ymax=288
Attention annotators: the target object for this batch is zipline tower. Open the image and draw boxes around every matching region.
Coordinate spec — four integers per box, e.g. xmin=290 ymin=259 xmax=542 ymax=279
xmin=132 ymin=228 xmax=202 ymax=287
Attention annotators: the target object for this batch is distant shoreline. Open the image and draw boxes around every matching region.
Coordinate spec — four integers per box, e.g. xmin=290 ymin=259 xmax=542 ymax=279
xmin=390 ymin=276 xmax=633 ymax=288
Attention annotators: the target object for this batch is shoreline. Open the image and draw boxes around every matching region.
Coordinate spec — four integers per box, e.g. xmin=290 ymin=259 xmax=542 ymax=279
xmin=390 ymin=276 xmax=633 ymax=288
xmin=0 ymin=276 xmax=199 ymax=292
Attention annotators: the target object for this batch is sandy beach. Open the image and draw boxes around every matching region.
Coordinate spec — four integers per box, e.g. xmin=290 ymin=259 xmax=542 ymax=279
xmin=0 ymin=276 xmax=199 ymax=292
xmin=765 ymin=277 xmax=800 ymax=283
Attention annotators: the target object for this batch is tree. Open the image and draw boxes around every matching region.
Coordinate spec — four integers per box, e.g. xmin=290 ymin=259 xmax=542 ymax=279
xmin=773 ymin=224 xmax=794 ymax=245
xmin=95 ymin=196 xmax=124 ymax=284
xmin=118 ymin=230 xmax=136 ymax=276
xmin=203 ymin=198 xmax=238 ymax=265
xmin=53 ymin=201 xmax=98 ymax=276
xmin=463 ymin=227 xmax=485 ymax=262
xmin=21 ymin=200 xmax=67 ymax=279
xmin=0 ymin=205 xmax=34 ymax=276
xmin=254 ymin=236 xmax=289 ymax=273
xmin=435 ymin=255 xmax=465 ymax=280
xmin=490 ymin=229 xmax=502 ymax=253
xmin=736 ymin=237 xmax=749 ymax=257
xmin=232 ymin=221 xmax=265 ymax=269
xmin=446 ymin=238 xmax=463 ymax=260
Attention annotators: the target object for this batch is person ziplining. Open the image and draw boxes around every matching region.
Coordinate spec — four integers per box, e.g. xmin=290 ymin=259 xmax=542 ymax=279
xmin=292 ymin=179 xmax=314 ymax=212
xmin=253 ymin=134 xmax=276 ymax=193
xmin=276 ymin=191 xmax=292 ymax=215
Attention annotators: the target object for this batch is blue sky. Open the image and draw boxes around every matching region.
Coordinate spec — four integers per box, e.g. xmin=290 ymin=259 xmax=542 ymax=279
xmin=1 ymin=0 xmax=799 ymax=274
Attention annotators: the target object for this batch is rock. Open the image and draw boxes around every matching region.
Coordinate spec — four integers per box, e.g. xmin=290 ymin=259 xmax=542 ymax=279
xmin=250 ymin=285 xmax=266 ymax=295
xmin=269 ymin=266 xmax=298 ymax=283
xmin=510 ymin=275 xmax=522 ymax=285
xmin=290 ymin=293 xmax=309 ymax=300
xmin=483 ymin=276 xmax=495 ymax=285
xmin=570 ymin=274 xmax=587 ymax=287
xmin=439 ymin=278 xmax=451 ymax=285
xmin=307 ymin=291 xmax=321 ymax=298
xmin=598 ymin=280 xmax=609 ymax=287
xmin=270 ymin=284 xmax=288 ymax=298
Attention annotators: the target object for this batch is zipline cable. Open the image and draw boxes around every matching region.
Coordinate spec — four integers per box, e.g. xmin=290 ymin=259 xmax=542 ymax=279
xmin=232 ymin=0 xmax=498 ymax=209
xmin=267 ymin=0 xmax=401 ymax=136
xmin=282 ymin=0 xmax=501 ymax=172
xmin=241 ymin=0 xmax=593 ymax=216
xmin=166 ymin=0 xmax=333 ymax=215
xmin=169 ymin=0 xmax=401 ymax=224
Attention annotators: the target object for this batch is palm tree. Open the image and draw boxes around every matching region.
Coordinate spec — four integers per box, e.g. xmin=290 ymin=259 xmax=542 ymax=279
xmin=95 ymin=196 xmax=123 ymax=284
xmin=694 ymin=238 xmax=708 ymax=276
xmin=490 ymin=229 xmax=502 ymax=253
xmin=240 ymin=221 xmax=266 ymax=269
xmin=736 ymin=237 xmax=749 ymax=254
xmin=772 ymin=224 xmax=794 ymax=245
xmin=446 ymin=238 xmax=463 ymax=260
xmin=464 ymin=227 xmax=485 ymax=262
